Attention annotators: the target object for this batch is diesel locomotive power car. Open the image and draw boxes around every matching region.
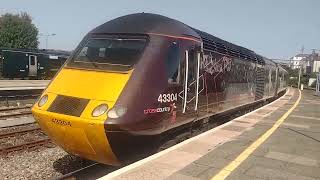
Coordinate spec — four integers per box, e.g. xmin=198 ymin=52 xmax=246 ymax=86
xmin=32 ymin=13 xmax=288 ymax=165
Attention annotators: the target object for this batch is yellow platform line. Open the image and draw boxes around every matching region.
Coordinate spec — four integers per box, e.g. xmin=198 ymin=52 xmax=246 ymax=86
xmin=211 ymin=90 xmax=302 ymax=180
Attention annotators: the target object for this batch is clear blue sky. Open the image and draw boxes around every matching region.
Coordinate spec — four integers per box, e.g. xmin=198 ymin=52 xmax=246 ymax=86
xmin=1 ymin=0 xmax=319 ymax=59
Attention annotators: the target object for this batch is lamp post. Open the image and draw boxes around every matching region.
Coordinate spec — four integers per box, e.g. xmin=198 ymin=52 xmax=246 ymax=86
xmin=39 ymin=33 xmax=56 ymax=49
xmin=298 ymin=65 xmax=301 ymax=89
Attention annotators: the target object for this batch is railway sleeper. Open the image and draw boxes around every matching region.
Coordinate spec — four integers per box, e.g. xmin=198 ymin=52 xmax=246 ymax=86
xmin=0 ymin=127 xmax=41 ymax=139
xmin=0 ymin=111 xmax=32 ymax=119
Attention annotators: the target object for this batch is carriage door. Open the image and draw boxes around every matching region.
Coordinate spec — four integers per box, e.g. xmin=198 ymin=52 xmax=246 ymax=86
xmin=28 ymin=55 xmax=37 ymax=76
xmin=182 ymin=48 xmax=201 ymax=113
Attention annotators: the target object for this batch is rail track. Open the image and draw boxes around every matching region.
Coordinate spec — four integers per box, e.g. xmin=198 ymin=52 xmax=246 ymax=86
xmin=0 ymin=105 xmax=32 ymax=119
xmin=0 ymin=88 xmax=41 ymax=109
xmin=55 ymin=163 xmax=100 ymax=180
xmin=0 ymin=105 xmax=32 ymax=111
xmin=0 ymin=88 xmax=42 ymax=99
xmin=0 ymin=126 xmax=41 ymax=139
xmin=55 ymin=162 xmax=122 ymax=180
xmin=0 ymin=137 xmax=52 ymax=155
xmin=0 ymin=126 xmax=53 ymax=155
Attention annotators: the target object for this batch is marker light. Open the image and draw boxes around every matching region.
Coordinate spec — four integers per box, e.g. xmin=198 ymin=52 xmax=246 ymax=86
xmin=38 ymin=94 xmax=48 ymax=107
xmin=92 ymin=104 xmax=108 ymax=117
xmin=107 ymin=106 xmax=127 ymax=118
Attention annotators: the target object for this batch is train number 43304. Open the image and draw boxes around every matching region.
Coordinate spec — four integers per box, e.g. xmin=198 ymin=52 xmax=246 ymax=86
xmin=158 ymin=93 xmax=177 ymax=103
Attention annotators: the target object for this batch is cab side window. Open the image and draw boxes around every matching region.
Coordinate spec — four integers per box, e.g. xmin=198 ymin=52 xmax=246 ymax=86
xmin=166 ymin=42 xmax=180 ymax=84
xmin=187 ymin=49 xmax=196 ymax=83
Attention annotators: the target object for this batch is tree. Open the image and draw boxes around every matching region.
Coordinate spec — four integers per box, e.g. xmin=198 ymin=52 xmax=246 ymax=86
xmin=0 ymin=12 xmax=39 ymax=49
xmin=287 ymin=68 xmax=300 ymax=86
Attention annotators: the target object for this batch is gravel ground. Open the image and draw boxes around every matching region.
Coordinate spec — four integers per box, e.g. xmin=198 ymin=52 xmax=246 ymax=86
xmin=0 ymin=146 xmax=95 ymax=179
xmin=0 ymin=130 xmax=46 ymax=148
xmin=0 ymin=124 xmax=96 ymax=179
xmin=0 ymin=123 xmax=45 ymax=149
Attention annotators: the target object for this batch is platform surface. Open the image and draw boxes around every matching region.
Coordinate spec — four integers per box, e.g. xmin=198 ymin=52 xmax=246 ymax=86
xmin=101 ymin=88 xmax=320 ymax=180
xmin=0 ymin=80 xmax=49 ymax=90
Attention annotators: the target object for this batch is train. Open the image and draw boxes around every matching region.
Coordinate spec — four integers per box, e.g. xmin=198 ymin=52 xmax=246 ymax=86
xmin=0 ymin=48 xmax=69 ymax=79
xmin=32 ymin=13 xmax=288 ymax=165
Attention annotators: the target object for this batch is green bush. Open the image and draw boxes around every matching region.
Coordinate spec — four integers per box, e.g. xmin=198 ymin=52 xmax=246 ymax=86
xmin=288 ymin=77 xmax=298 ymax=86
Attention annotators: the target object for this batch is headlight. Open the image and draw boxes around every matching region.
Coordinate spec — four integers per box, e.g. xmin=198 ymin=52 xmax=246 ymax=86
xmin=38 ymin=94 xmax=48 ymax=107
xmin=92 ymin=104 xmax=108 ymax=117
xmin=107 ymin=106 xmax=127 ymax=118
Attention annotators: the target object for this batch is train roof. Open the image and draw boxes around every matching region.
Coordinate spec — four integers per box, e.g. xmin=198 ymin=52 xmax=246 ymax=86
xmin=90 ymin=13 xmax=265 ymax=64
xmin=90 ymin=13 xmax=200 ymax=39
xmin=190 ymin=28 xmax=262 ymax=63
xmin=278 ymin=64 xmax=288 ymax=73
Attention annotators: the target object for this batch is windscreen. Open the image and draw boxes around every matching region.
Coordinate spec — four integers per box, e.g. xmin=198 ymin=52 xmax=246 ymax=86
xmin=67 ymin=36 xmax=147 ymax=71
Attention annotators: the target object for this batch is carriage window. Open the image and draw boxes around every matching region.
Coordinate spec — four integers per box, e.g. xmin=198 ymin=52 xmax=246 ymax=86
xmin=30 ymin=56 xmax=36 ymax=65
xmin=166 ymin=42 xmax=180 ymax=84
xmin=99 ymin=48 xmax=106 ymax=57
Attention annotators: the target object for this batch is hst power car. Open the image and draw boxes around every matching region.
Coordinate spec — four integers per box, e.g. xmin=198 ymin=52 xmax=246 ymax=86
xmin=32 ymin=13 xmax=287 ymax=165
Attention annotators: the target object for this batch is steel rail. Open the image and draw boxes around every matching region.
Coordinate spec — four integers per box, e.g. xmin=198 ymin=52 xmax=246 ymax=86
xmin=0 ymin=105 xmax=32 ymax=112
xmin=0 ymin=127 xmax=41 ymax=139
xmin=0 ymin=111 xmax=32 ymax=119
xmin=54 ymin=163 xmax=100 ymax=180
xmin=0 ymin=137 xmax=52 ymax=155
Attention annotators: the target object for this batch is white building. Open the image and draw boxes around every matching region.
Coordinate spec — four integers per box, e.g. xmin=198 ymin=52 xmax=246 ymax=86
xmin=290 ymin=54 xmax=309 ymax=69
xmin=293 ymin=52 xmax=320 ymax=73
xmin=312 ymin=57 xmax=320 ymax=73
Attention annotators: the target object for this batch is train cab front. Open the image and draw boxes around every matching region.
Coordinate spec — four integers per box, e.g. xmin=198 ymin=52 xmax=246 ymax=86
xmin=31 ymin=34 xmax=148 ymax=165
xmin=31 ymin=12 xmax=202 ymax=165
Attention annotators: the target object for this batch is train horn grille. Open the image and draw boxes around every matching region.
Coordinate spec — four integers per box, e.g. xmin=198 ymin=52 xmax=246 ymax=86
xmin=48 ymin=95 xmax=89 ymax=117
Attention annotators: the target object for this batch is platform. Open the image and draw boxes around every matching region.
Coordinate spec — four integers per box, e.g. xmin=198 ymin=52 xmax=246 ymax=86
xmin=100 ymin=88 xmax=320 ymax=180
xmin=0 ymin=80 xmax=49 ymax=91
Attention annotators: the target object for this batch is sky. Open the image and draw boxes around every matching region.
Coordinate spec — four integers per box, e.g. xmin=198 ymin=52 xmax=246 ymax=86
xmin=1 ymin=0 xmax=319 ymax=59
